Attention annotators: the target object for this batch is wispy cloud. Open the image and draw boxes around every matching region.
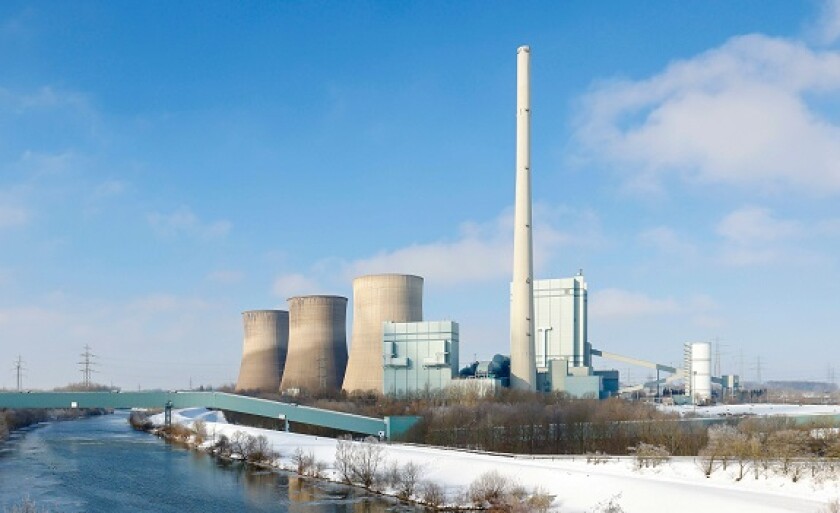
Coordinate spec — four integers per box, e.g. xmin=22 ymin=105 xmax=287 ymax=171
xmin=272 ymin=273 xmax=323 ymax=300
xmin=638 ymin=226 xmax=697 ymax=258
xmin=206 ymin=269 xmax=244 ymax=285
xmin=0 ymin=202 xmax=29 ymax=229
xmin=339 ymin=204 xmax=603 ymax=287
xmin=811 ymin=0 xmax=840 ymax=46
xmin=147 ymin=206 xmax=231 ymax=240
xmin=573 ymin=34 xmax=840 ymax=195
xmin=591 ymin=288 xmax=720 ymax=328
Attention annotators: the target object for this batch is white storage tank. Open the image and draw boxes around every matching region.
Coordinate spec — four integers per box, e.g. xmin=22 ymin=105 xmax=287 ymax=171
xmin=686 ymin=342 xmax=712 ymax=404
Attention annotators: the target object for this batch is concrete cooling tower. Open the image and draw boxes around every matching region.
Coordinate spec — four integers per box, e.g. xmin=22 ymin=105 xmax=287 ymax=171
xmin=235 ymin=310 xmax=289 ymax=392
xmin=280 ymin=295 xmax=349 ymax=393
xmin=343 ymin=274 xmax=423 ymax=393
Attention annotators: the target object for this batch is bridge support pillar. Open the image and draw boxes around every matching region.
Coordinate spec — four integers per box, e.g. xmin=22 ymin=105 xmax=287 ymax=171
xmin=164 ymin=400 xmax=173 ymax=428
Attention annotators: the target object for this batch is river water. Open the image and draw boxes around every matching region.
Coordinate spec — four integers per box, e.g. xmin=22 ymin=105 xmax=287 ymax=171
xmin=0 ymin=413 xmax=421 ymax=513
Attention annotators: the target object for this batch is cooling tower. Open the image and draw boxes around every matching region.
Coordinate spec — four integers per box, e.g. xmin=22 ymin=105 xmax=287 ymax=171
xmin=280 ymin=295 xmax=349 ymax=393
xmin=235 ymin=310 xmax=289 ymax=392
xmin=343 ymin=274 xmax=423 ymax=393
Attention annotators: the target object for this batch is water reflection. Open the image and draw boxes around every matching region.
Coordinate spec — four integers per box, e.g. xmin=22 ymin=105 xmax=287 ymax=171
xmin=0 ymin=414 xmax=421 ymax=513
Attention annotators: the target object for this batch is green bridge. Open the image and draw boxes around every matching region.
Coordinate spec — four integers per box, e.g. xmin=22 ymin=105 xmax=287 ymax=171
xmin=0 ymin=391 xmax=420 ymax=440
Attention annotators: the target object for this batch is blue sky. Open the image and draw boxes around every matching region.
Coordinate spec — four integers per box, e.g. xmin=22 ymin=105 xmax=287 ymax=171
xmin=1 ymin=1 xmax=839 ymax=389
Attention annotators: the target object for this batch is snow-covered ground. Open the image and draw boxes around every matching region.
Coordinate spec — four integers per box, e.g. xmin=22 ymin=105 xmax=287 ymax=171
xmin=662 ymin=403 xmax=840 ymax=418
xmin=149 ymin=407 xmax=840 ymax=513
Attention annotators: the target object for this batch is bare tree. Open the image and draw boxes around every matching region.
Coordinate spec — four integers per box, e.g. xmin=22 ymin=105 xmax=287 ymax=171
xmin=333 ymin=436 xmax=387 ymax=489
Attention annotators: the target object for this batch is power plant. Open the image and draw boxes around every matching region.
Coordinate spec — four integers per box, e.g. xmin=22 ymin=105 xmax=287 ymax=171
xmin=230 ymin=45 xmax=740 ymax=405
xmin=342 ymin=274 xmax=424 ymax=393
xmin=235 ymin=310 xmax=289 ymax=392
xmin=280 ymin=295 xmax=349 ymax=393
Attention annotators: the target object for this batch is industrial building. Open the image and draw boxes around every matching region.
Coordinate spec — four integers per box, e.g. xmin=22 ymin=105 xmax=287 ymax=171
xmin=280 ymin=295 xmax=348 ymax=393
xmin=235 ymin=310 xmax=289 ymax=392
xmin=533 ymin=274 xmax=590 ymax=370
xmin=382 ymin=321 xmax=459 ymax=396
xmin=343 ymin=274 xmax=424 ymax=393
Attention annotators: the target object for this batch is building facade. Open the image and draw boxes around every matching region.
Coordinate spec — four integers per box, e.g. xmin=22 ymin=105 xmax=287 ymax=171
xmin=382 ymin=321 xmax=459 ymax=396
xmin=532 ymin=274 xmax=589 ymax=371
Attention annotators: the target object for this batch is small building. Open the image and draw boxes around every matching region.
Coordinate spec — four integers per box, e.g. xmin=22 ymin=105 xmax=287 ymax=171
xmin=382 ymin=321 xmax=460 ymax=396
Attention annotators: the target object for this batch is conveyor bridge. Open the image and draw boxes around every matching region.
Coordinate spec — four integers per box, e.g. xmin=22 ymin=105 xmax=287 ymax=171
xmin=0 ymin=391 xmax=419 ymax=440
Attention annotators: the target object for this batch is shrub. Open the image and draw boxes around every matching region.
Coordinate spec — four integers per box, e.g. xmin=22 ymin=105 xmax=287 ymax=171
xmin=292 ymin=447 xmax=318 ymax=476
xmin=632 ymin=442 xmax=670 ymax=469
xmin=420 ymin=481 xmax=446 ymax=509
xmin=214 ymin=434 xmax=232 ymax=458
xmin=395 ymin=461 xmax=423 ymax=501
xmin=468 ymin=470 xmax=510 ymax=507
xmin=192 ymin=420 xmax=207 ymax=445
xmin=591 ymin=493 xmax=624 ymax=513
xmin=526 ymin=487 xmax=554 ymax=513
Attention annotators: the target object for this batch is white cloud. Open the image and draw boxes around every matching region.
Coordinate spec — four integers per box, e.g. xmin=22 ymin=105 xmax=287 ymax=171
xmin=713 ymin=206 xmax=821 ymax=267
xmin=812 ymin=0 xmax=840 ymax=46
xmin=591 ymin=288 xmax=720 ymax=328
xmin=638 ymin=226 xmax=697 ymax=257
xmin=147 ymin=206 xmax=231 ymax=240
xmin=92 ymin=179 xmax=128 ymax=199
xmin=590 ymin=289 xmax=681 ymax=319
xmin=272 ymin=273 xmax=322 ymax=299
xmin=574 ymin=34 xmax=840 ymax=195
xmin=340 ymin=205 xmax=602 ymax=287
xmin=0 ymin=203 xmax=28 ymax=228
xmin=716 ymin=206 xmax=799 ymax=243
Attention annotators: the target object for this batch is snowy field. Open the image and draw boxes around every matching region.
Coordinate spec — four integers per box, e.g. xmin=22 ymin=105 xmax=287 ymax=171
xmin=662 ymin=403 xmax=840 ymax=418
xmin=150 ymin=407 xmax=840 ymax=513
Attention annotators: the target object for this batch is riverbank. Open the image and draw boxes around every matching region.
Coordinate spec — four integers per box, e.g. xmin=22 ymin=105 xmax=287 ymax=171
xmin=1 ymin=409 xmax=108 ymax=442
xmin=141 ymin=407 xmax=840 ymax=513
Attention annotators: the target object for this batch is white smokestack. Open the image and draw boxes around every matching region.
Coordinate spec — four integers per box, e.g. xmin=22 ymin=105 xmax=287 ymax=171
xmin=509 ymin=45 xmax=536 ymax=391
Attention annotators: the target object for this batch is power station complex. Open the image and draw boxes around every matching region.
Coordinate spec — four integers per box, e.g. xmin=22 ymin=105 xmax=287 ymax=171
xmin=235 ymin=46 xmax=738 ymax=404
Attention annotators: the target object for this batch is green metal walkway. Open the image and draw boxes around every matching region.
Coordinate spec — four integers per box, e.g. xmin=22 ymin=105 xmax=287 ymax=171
xmin=0 ymin=391 xmax=419 ymax=440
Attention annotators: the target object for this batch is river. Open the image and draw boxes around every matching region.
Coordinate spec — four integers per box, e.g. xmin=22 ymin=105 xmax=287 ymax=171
xmin=0 ymin=412 xmax=421 ymax=513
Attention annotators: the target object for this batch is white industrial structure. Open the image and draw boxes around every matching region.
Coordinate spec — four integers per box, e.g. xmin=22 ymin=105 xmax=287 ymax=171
xmin=509 ymin=45 xmax=537 ymax=392
xmin=382 ymin=321 xmax=460 ymax=396
xmin=235 ymin=310 xmax=289 ymax=392
xmin=533 ymin=274 xmax=589 ymax=370
xmin=684 ymin=342 xmax=712 ymax=404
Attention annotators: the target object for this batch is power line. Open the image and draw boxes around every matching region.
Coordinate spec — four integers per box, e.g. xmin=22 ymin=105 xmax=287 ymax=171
xmin=13 ymin=355 xmax=25 ymax=391
xmin=78 ymin=345 xmax=98 ymax=389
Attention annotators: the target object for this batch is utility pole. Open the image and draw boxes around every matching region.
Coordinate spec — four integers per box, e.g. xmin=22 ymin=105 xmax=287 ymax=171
xmin=13 ymin=355 xmax=25 ymax=391
xmin=78 ymin=345 xmax=98 ymax=389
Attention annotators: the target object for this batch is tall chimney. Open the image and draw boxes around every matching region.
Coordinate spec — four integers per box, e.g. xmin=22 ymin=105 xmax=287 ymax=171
xmin=509 ymin=45 xmax=536 ymax=391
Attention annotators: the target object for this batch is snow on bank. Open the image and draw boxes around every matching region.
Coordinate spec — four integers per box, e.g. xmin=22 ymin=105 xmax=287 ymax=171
xmin=662 ymin=403 xmax=840 ymax=418
xmin=149 ymin=408 xmax=839 ymax=513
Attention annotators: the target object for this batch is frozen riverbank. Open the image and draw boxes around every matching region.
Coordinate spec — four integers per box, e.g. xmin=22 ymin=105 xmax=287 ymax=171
xmin=147 ymin=407 xmax=840 ymax=513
